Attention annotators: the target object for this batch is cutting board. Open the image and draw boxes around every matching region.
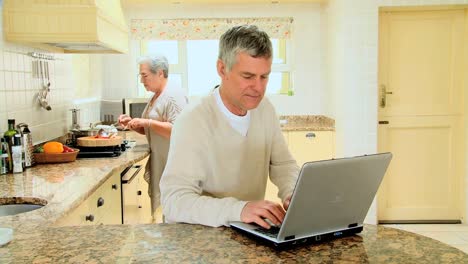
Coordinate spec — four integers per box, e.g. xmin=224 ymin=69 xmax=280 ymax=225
xmin=77 ymin=136 xmax=123 ymax=147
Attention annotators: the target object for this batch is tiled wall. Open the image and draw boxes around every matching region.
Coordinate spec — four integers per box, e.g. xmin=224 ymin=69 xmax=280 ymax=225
xmin=0 ymin=2 xmax=101 ymax=144
xmin=0 ymin=44 xmax=101 ymax=144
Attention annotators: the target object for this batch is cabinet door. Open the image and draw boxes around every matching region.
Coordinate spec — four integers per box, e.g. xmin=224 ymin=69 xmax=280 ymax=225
xmin=98 ymin=171 xmax=122 ymax=225
xmin=265 ymin=131 xmax=335 ymax=203
xmin=288 ymin=131 xmax=335 ymax=167
xmin=123 ymin=157 xmax=153 ymax=224
xmin=56 ymin=171 xmax=122 ymax=226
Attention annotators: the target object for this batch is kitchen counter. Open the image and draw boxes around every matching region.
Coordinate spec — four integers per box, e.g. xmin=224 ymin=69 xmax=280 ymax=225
xmin=279 ymin=115 xmax=335 ymax=131
xmin=0 ymin=130 xmax=466 ymax=263
xmin=1 ymin=223 xmax=467 ymax=263
xmin=0 ymin=131 xmax=150 ymax=231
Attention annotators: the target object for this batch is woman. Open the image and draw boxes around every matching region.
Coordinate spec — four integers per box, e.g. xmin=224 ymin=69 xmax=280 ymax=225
xmin=119 ymin=55 xmax=188 ymax=222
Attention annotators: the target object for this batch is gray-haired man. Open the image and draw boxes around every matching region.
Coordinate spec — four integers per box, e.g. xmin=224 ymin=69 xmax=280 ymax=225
xmin=160 ymin=25 xmax=299 ymax=228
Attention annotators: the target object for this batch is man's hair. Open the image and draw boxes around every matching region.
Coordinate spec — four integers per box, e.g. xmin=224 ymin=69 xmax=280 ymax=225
xmin=138 ymin=55 xmax=169 ymax=78
xmin=218 ymin=25 xmax=272 ymax=72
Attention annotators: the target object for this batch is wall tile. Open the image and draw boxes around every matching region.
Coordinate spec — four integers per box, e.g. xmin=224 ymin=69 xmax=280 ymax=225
xmin=4 ymin=71 xmax=12 ymax=90
xmin=0 ymin=91 xmax=5 ymax=113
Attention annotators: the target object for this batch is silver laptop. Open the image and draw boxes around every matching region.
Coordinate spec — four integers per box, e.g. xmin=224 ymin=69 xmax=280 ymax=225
xmin=230 ymin=153 xmax=392 ymax=248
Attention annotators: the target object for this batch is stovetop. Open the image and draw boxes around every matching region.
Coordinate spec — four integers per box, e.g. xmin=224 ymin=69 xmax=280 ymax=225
xmin=67 ymin=140 xmax=129 ymax=158
xmin=75 ymin=145 xmax=124 ymax=158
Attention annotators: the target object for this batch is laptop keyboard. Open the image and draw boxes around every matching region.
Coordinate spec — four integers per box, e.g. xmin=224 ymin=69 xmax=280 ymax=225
xmin=255 ymin=226 xmax=281 ymax=238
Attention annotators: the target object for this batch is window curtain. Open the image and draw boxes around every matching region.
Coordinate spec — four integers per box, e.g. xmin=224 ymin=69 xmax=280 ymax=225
xmin=130 ymin=17 xmax=293 ymax=40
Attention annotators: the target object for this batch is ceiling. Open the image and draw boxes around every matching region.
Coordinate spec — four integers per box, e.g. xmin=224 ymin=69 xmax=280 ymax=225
xmin=122 ymin=0 xmax=325 ymax=4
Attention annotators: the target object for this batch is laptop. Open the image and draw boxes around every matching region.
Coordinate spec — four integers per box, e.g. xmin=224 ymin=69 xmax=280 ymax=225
xmin=230 ymin=153 xmax=392 ymax=248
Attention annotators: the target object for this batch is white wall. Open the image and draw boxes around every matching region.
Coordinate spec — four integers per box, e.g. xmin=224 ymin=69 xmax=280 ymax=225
xmin=0 ymin=1 xmax=102 ymax=144
xmin=103 ymin=2 xmax=326 ymax=115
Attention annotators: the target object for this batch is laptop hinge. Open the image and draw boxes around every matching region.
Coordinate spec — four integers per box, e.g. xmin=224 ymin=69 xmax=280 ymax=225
xmin=284 ymin=235 xmax=295 ymax=241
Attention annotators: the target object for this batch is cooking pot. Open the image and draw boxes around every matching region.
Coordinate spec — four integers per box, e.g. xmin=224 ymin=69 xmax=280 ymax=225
xmin=70 ymin=128 xmax=100 ymax=138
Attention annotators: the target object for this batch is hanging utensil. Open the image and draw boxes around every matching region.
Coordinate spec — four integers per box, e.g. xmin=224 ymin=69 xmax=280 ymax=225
xmin=45 ymin=60 xmax=50 ymax=89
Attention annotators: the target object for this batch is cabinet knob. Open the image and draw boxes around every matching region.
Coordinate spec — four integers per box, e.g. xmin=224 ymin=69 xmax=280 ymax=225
xmin=137 ymin=190 xmax=142 ymax=196
xmin=85 ymin=214 xmax=94 ymax=222
xmin=138 ymin=205 xmax=142 ymax=209
xmin=305 ymin=132 xmax=316 ymax=139
xmin=112 ymin=184 xmax=118 ymax=190
xmin=97 ymin=197 xmax=105 ymax=207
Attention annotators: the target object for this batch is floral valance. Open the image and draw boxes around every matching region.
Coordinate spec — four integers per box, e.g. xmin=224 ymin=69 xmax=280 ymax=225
xmin=130 ymin=17 xmax=293 ymax=40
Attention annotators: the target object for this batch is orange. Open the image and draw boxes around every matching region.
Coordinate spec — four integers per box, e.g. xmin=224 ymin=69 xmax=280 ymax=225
xmin=43 ymin=142 xmax=64 ymax=153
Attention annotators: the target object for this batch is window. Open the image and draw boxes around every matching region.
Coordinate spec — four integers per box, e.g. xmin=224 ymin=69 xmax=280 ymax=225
xmin=138 ymin=38 xmax=291 ymax=97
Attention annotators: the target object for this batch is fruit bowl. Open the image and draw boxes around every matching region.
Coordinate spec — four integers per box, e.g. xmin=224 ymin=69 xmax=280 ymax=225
xmin=34 ymin=149 xmax=80 ymax=164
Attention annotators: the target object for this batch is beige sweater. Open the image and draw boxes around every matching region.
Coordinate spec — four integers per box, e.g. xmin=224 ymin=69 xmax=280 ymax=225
xmin=160 ymin=94 xmax=299 ymax=227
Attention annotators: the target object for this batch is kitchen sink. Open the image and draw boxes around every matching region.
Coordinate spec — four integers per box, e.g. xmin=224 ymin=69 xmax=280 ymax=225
xmin=0 ymin=197 xmax=47 ymax=217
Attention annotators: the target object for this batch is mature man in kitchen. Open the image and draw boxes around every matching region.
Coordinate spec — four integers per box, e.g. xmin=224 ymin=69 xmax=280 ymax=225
xmin=160 ymin=25 xmax=299 ymax=228
xmin=119 ymin=55 xmax=188 ymax=222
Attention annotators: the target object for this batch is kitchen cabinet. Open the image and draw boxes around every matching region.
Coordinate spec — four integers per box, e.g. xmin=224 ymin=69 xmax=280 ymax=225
xmin=265 ymin=130 xmax=335 ymax=203
xmin=55 ymin=170 xmax=122 ymax=226
xmin=122 ymin=157 xmax=153 ymax=225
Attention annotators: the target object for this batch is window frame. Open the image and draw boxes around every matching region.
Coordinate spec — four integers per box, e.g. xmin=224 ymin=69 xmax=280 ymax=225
xmin=136 ymin=38 xmax=292 ymax=98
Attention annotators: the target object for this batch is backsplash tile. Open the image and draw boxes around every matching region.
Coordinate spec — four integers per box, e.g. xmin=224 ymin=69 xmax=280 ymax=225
xmin=0 ymin=42 xmax=101 ymax=144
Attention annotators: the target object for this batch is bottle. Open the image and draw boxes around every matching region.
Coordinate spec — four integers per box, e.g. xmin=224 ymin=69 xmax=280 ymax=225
xmin=4 ymin=119 xmax=18 ymax=171
xmin=0 ymin=144 xmax=8 ymax=175
xmin=17 ymin=124 xmax=34 ymax=167
xmin=12 ymin=134 xmax=23 ymax=174
xmin=0 ymin=138 xmax=11 ymax=174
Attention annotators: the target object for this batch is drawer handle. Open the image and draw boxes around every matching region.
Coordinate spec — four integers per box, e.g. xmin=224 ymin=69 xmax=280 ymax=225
xmin=97 ymin=197 xmax=105 ymax=207
xmin=305 ymin=132 xmax=316 ymax=138
xmin=137 ymin=190 xmax=142 ymax=196
xmin=86 ymin=214 xmax=94 ymax=222
xmin=112 ymin=184 xmax=118 ymax=190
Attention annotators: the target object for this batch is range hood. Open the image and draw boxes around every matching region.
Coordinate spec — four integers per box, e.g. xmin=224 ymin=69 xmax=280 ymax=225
xmin=3 ymin=0 xmax=129 ymax=54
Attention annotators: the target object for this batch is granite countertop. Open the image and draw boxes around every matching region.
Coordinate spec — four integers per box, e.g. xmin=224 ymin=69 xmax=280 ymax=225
xmin=1 ymin=223 xmax=467 ymax=263
xmin=279 ymin=115 xmax=335 ymax=131
xmin=0 ymin=127 xmax=466 ymax=263
xmin=0 ymin=131 xmax=150 ymax=231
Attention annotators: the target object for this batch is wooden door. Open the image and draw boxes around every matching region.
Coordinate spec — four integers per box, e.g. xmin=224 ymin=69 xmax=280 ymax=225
xmin=377 ymin=9 xmax=465 ymax=222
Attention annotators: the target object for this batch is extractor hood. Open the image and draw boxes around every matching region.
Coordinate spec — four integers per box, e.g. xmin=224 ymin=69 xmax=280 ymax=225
xmin=3 ymin=0 xmax=129 ymax=54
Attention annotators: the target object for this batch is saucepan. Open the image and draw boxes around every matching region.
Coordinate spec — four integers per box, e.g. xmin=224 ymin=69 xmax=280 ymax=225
xmin=70 ymin=128 xmax=100 ymax=138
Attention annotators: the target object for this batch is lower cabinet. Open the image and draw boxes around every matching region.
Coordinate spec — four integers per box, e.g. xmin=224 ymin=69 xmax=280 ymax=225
xmin=122 ymin=157 xmax=153 ymax=225
xmin=265 ymin=130 xmax=335 ymax=203
xmin=55 ymin=171 xmax=122 ymax=226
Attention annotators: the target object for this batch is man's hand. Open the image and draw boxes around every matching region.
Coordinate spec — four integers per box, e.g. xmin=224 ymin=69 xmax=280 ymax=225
xmin=240 ymin=200 xmax=285 ymax=229
xmin=118 ymin=114 xmax=132 ymax=127
xmin=283 ymin=194 xmax=292 ymax=210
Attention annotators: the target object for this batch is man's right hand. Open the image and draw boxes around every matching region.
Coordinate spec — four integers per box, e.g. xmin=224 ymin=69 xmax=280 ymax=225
xmin=118 ymin=114 xmax=132 ymax=127
xmin=240 ymin=200 xmax=286 ymax=229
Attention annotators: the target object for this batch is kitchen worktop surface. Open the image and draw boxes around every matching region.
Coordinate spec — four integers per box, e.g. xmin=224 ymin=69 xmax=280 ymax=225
xmin=1 ymin=121 xmax=466 ymax=263
xmin=0 ymin=131 xmax=150 ymax=231
xmin=1 ymin=222 xmax=467 ymax=263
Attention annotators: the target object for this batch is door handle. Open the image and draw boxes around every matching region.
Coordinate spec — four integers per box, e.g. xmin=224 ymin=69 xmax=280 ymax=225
xmin=380 ymin=85 xmax=393 ymax=108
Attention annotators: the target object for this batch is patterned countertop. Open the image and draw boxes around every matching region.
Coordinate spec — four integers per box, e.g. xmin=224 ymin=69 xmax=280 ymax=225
xmin=0 ymin=126 xmax=466 ymax=263
xmin=279 ymin=115 xmax=335 ymax=131
xmin=0 ymin=223 xmax=466 ymax=263
xmin=0 ymin=131 xmax=150 ymax=231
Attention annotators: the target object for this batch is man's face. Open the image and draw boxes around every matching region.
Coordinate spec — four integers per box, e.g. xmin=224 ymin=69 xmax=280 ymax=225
xmin=217 ymin=52 xmax=272 ymax=116
xmin=139 ymin=63 xmax=162 ymax=92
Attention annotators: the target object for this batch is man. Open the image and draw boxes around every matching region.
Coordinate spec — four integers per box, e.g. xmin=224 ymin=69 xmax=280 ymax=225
xmin=160 ymin=25 xmax=299 ymax=228
xmin=119 ymin=55 xmax=188 ymax=221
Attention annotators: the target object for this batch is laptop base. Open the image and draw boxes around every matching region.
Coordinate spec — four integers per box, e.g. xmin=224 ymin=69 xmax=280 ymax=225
xmin=231 ymin=225 xmax=364 ymax=249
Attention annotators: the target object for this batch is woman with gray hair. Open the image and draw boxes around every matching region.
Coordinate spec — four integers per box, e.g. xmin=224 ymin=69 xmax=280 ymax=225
xmin=119 ymin=55 xmax=188 ymax=222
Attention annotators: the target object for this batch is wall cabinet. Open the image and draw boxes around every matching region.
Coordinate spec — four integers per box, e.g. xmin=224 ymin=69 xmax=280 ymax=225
xmin=122 ymin=157 xmax=153 ymax=225
xmin=265 ymin=130 xmax=335 ymax=203
xmin=55 ymin=170 xmax=122 ymax=227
